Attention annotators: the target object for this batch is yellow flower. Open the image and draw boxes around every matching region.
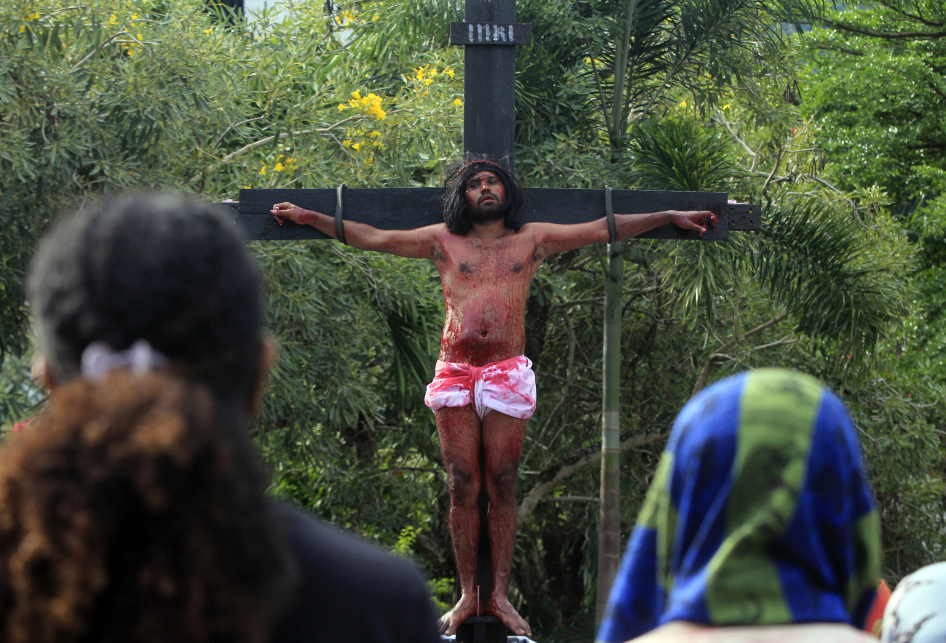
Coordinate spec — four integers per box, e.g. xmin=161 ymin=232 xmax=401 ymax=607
xmin=338 ymin=103 xmax=348 ymax=111
xmin=424 ymin=78 xmax=433 ymax=86
xmin=108 ymin=13 xmax=118 ymax=25
xmin=27 ymin=12 xmax=39 ymax=20
xmin=352 ymin=142 xmax=362 ymax=152
xmin=429 ymin=68 xmax=438 ymax=78
xmin=137 ymin=33 xmax=143 ymax=40
xmin=274 ymin=162 xmax=285 ymax=172
xmin=722 ymin=103 xmax=732 ymax=111
xmin=445 ymin=67 xmax=455 ymax=78
xmin=372 ymin=14 xmax=380 ymax=21
xmin=342 ymin=139 xmax=353 ymax=147
xmin=204 ymin=28 xmax=212 ymax=35
xmin=368 ymin=131 xmax=381 ymax=138
xmin=18 ymin=25 xmax=25 ymax=33
xmin=131 ymin=13 xmax=139 ymax=20
xmin=259 ymin=165 xmax=267 ymax=176
xmin=454 ymin=98 xmax=463 ymax=106
xmin=351 ymin=90 xmax=361 ymax=100
xmin=678 ymin=100 xmax=687 ymax=108
xmin=415 ymin=68 xmax=425 ymax=80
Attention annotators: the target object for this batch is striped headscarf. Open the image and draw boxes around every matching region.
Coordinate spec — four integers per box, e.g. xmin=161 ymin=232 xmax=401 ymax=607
xmin=597 ymin=369 xmax=881 ymax=642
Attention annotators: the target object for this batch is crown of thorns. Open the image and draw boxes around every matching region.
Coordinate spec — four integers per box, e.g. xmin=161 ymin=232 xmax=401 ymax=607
xmin=461 ymin=159 xmax=503 ymax=169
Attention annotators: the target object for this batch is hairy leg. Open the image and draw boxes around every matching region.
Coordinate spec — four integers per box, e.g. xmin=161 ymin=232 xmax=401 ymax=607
xmin=482 ymin=411 xmax=531 ymax=637
xmin=435 ymin=405 xmax=482 ymax=635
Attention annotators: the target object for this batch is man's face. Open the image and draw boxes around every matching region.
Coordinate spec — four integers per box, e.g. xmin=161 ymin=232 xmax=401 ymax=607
xmin=464 ymin=170 xmax=506 ymax=222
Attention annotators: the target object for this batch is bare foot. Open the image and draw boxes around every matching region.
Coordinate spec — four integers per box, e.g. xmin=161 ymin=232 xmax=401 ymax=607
xmin=438 ymin=594 xmax=478 ymax=636
xmin=487 ymin=595 xmax=532 ymax=638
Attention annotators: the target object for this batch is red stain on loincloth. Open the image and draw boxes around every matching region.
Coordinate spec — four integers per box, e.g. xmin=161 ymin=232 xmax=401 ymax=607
xmin=425 ymin=356 xmax=536 ymax=419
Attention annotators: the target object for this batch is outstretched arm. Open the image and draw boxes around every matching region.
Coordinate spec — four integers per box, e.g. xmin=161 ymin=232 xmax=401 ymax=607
xmin=271 ymin=202 xmax=440 ymax=259
xmin=534 ymin=210 xmax=716 ymax=256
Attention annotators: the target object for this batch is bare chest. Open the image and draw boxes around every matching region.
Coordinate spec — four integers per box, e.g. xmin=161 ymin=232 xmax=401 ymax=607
xmin=439 ymin=234 xmax=539 ymax=285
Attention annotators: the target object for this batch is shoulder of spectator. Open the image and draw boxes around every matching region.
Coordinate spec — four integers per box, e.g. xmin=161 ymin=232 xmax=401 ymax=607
xmin=269 ymin=502 xmax=441 ymax=643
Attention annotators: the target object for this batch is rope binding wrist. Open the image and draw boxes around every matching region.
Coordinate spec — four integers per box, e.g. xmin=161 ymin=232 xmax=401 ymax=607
xmin=335 ymin=183 xmax=348 ymax=245
xmin=605 ymin=185 xmax=617 ymax=244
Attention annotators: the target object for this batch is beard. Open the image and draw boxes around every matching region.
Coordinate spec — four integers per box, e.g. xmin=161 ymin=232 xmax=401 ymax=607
xmin=468 ymin=197 xmax=505 ymax=224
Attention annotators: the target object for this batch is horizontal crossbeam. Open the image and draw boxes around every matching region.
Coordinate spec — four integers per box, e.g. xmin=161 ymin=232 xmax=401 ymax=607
xmin=232 ymin=188 xmax=761 ymax=241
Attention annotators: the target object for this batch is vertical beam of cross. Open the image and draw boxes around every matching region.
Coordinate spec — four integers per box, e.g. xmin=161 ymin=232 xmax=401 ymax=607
xmin=461 ymin=0 xmax=518 ymax=172
xmin=451 ymin=0 xmax=530 ymax=612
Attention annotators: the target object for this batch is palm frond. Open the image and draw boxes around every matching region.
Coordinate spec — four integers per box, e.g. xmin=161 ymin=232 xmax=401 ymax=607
xmin=754 ymin=197 xmax=910 ymax=359
xmin=627 ymin=116 xmax=739 ymax=191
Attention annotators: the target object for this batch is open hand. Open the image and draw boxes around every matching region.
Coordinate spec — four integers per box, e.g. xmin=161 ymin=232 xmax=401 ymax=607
xmin=668 ymin=210 xmax=716 ymax=237
xmin=271 ymin=202 xmax=306 ymax=226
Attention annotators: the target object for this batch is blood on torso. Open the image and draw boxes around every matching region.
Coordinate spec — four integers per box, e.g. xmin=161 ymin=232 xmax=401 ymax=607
xmin=433 ymin=225 xmax=543 ymax=366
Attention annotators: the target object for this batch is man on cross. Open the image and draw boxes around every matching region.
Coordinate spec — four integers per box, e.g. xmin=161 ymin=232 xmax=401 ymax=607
xmin=271 ymin=160 xmax=715 ymax=637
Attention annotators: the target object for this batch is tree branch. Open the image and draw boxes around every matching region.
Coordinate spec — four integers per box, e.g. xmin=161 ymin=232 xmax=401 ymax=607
xmin=762 ymin=147 xmax=785 ymax=199
xmin=590 ymin=56 xmax=614 ymax=136
xmin=713 ymin=110 xmax=758 ymax=172
xmin=691 ymin=311 xmax=788 ymax=397
xmin=888 ymin=4 xmax=945 ymax=28
xmin=518 ymin=431 xmax=670 ymax=522
xmin=189 ymin=115 xmax=362 ymax=183
xmin=819 ymin=17 xmax=946 ymax=40
xmin=750 ymin=336 xmax=798 ymax=351
xmin=70 ymin=31 xmax=134 ymax=73
xmin=814 ymin=43 xmax=865 ymax=56
xmin=211 ymin=115 xmax=266 ymax=149
xmin=926 ymin=81 xmax=946 ymax=102
xmin=541 ymin=496 xmax=600 ymax=503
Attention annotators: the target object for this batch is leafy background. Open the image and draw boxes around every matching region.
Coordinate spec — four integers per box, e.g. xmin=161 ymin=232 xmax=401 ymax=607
xmin=1 ymin=0 xmax=944 ymax=638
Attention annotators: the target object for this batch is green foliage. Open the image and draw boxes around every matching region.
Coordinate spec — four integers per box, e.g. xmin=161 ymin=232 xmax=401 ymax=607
xmin=0 ymin=0 xmax=240 ymax=361
xmin=794 ymin=1 xmax=946 ymax=581
xmin=800 ymin=1 xmax=946 ymax=204
xmin=629 ymin=115 xmax=740 ymax=191
xmin=0 ymin=0 xmax=944 ymax=637
xmin=755 ymin=198 xmax=909 ymax=362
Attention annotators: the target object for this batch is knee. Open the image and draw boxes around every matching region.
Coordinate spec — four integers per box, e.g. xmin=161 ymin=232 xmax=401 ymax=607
xmin=448 ymin=467 xmax=480 ymax=507
xmin=487 ymin=467 xmax=518 ymax=505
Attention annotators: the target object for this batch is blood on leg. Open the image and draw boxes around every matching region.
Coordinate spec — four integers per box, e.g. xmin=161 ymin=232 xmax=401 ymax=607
xmin=482 ymin=411 xmax=531 ymax=637
xmin=435 ymin=405 xmax=483 ymax=635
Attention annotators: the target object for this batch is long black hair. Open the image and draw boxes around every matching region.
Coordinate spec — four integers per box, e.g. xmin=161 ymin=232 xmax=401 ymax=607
xmin=442 ymin=159 xmax=524 ymax=235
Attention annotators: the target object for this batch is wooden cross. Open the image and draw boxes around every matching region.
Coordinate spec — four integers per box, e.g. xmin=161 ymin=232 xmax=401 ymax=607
xmin=230 ymin=0 xmax=761 ymax=241
xmin=227 ymin=0 xmax=759 ymax=633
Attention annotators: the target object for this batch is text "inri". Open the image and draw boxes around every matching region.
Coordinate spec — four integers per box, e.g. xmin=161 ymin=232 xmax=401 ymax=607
xmin=468 ymin=23 xmax=515 ymax=43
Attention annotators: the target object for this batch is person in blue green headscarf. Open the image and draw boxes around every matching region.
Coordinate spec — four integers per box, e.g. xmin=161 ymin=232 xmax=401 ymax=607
xmin=596 ymin=369 xmax=881 ymax=643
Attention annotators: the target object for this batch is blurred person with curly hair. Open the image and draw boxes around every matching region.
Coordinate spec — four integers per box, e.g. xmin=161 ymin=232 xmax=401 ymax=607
xmin=5 ymin=192 xmax=441 ymax=643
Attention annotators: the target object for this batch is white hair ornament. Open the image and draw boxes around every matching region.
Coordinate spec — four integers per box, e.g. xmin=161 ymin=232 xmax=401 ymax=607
xmin=80 ymin=340 xmax=169 ymax=382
